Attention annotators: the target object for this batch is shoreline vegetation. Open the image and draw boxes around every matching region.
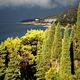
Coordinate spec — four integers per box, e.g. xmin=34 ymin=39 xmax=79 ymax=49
xmin=0 ymin=2 xmax=80 ymax=80
xmin=21 ymin=5 xmax=77 ymax=27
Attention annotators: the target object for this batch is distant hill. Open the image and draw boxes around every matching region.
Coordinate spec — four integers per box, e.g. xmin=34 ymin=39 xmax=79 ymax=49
xmin=21 ymin=5 xmax=78 ymax=26
xmin=43 ymin=5 xmax=78 ymax=25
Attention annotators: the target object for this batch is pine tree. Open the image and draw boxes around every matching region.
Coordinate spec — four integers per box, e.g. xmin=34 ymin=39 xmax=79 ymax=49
xmin=59 ymin=25 xmax=71 ymax=80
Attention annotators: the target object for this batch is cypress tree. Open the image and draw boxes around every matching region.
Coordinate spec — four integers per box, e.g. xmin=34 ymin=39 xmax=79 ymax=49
xmin=45 ymin=66 xmax=57 ymax=80
xmin=77 ymin=1 xmax=80 ymax=27
xmin=45 ymin=23 xmax=62 ymax=80
xmin=51 ymin=23 xmax=62 ymax=66
xmin=70 ymin=25 xmax=76 ymax=75
xmin=43 ymin=23 xmax=55 ymax=70
xmin=74 ymin=1 xmax=80 ymax=60
xmin=59 ymin=25 xmax=71 ymax=80
xmin=36 ymin=23 xmax=55 ymax=79
xmin=43 ymin=23 xmax=55 ymax=77
xmin=36 ymin=29 xmax=49 ymax=80
xmin=73 ymin=2 xmax=80 ymax=79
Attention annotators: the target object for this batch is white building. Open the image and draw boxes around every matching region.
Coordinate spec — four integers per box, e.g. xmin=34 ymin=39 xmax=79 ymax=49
xmin=44 ymin=18 xmax=57 ymax=23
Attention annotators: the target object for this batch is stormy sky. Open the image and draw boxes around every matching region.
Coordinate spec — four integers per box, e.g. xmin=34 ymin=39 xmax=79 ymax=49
xmin=0 ymin=0 xmax=78 ymax=23
xmin=0 ymin=0 xmax=78 ymax=8
xmin=0 ymin=0 xmax=79 ymax=42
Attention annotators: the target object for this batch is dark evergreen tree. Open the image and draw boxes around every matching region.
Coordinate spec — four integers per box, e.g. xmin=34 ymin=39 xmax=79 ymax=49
xmin=59 ymin=25 xmax=71 ymax=80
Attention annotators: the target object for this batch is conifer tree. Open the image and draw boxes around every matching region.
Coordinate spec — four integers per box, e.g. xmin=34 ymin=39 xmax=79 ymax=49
xmin=73 ymin=2 xmax=80 ymax=79
xmin=43 ymin=24 xmax=55 ymax=70
xmin=70 ymin=25 xmax=76 ymax=75
xmin=4 ymin=38 xmax=21 ymax=80
xmin=45 ymin=23 xmax=62 ymax=80
xmin=51 ymin=23 xmax=62 ymax=65
xmin=45 ymin=66 xmax=57 ymax=80
xmin=36 ymin=24 xmax=55 ymax=79
xmin=59 ymin=25 xmax=71 ymax=80
xmin=43 ymin=23 xmax=55 ymax=69
xmin=0 ymin=43 xmax=6 ymax=79
xmin=74 ymin=1 xmax=80 ymax=60
xmin=37 ymin=23 xmax=55 ymax=79
xmin=36 ymin=29 xmax=49 ymax=80
xmin=77 ymin=2 xmax=80 ymax=27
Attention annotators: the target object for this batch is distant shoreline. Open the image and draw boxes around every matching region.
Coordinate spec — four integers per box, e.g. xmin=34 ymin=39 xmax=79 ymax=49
xmin=21 ymin=21 xmax=52 ymax=26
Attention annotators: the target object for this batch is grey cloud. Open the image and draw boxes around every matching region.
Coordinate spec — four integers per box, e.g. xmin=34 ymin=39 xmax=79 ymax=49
xmin=0 ymin=0 xmax=77 ymax=8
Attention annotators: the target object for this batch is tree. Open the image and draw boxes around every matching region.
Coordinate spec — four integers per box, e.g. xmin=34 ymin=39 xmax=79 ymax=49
xmin=4 ymin=38 xmax=21 ymax=80
xmin=21 ymin=30 xmax=44 ymax=80
xmin=73 ymin=1 xmax=80 ymax=60
xmin=45 ymin=66 xmax=58 ymax=80
xmin=70 ymin=25 xmax=76 ymax=75
xmin=73 ymin=2 xmax=80 ymax=79
xmin=41 ymin=23 xmax=55 ymax=79
xmin=36 ymin=29 xmax=48 ymax=80
xmin=59 ymin=25 xmax=71 ymax=80
xmin=21 ymin=30 xmax=44 ymax=56
xmin=0 ymin=43 xmax=6 ymax=80
xmin=77 ymin=2 xmax=80 ymax=27
xmin=51 ymin=23 xmax=62 ymax=66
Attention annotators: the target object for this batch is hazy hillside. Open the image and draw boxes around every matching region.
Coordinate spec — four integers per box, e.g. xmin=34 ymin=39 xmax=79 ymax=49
xmin=22 ymin=5 xmax=78 ymax=26
xmin=43 ymin=5 xmax=78 ymax=25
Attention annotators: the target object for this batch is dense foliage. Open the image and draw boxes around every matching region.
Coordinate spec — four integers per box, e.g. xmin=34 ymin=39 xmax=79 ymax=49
xmin=59 ymin=25 xmax=71 ymax=80
xmin=0 ymin=2 xmax=80 ymax=80
xmin=0 ymin=30 xmax=44 ymax=80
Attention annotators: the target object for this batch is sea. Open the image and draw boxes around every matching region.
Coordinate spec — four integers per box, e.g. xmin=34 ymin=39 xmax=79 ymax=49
xmin=0 ymin=22 xmax=72 ymax=43
xmin=0 ymin=6 xmax=73 ymax=43
xmin=0 ymin=23 xmax=46 ymax=42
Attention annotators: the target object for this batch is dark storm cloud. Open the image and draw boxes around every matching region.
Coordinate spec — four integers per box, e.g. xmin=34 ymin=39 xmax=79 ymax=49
xmin=0 ymin=0 xmax=78 ymax=8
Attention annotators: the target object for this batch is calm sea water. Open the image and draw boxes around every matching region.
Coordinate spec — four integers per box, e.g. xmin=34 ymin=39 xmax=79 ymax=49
xmin=0 ymin=23 xmax=71 ymax=43
xmin=0 ymin=23 xmax=46 ymax=42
